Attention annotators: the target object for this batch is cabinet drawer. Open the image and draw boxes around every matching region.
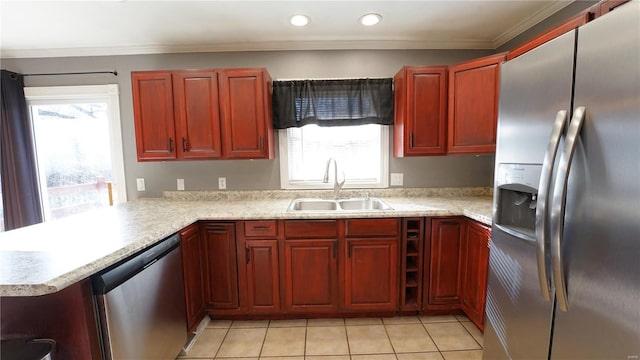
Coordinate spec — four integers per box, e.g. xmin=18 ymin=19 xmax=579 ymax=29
xmin=284 ymin=220 xmax=338 ymax=238
xmin=345 ymin=218 xmax=399 ymax=237
xmin=244 ymin=220 xmax=278 ymax=237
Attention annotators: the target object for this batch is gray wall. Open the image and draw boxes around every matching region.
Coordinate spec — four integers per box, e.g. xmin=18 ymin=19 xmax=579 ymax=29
xmin=4 ymin=0 xmax=595 ymax=200
xmin=2 ymin=49 xmax=496 ymax=199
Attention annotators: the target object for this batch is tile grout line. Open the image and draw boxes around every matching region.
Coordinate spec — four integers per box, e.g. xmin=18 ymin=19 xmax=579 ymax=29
xmin=420 ymin=318 xmax=444 ymax=354
xmin=382 ymin=321 xmax=399 ymax=356
xmin=212 ymin=321 xmax=232 ymax=359
xmin=458 ymin=319 xmax=484 ymax=349
xmin=256 ymin=320 xmax=270 ymax=359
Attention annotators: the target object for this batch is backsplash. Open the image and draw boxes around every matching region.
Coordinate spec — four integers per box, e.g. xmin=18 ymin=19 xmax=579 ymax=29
xmin=162 ymin=187 xmax=493 ymax=201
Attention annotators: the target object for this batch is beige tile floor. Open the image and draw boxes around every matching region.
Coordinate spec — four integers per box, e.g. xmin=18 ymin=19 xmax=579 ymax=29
xmin=179 ymin=315 xmax=483 ymax=360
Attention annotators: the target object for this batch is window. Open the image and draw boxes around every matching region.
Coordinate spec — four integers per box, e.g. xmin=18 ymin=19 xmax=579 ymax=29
xmin=273 ymin=78 xmax=392 ymax=190
xmin=25 ymin=85 xmax=126 ymax=221
xmin=279 ymin=124 xmax=389 ymax=189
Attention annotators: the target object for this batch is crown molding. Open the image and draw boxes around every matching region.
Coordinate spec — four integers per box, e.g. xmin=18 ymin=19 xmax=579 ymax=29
xmin=0 ymin=38 xmax=496 ymax=59
xmin=492 ymin=1 xmax=574 ymax=49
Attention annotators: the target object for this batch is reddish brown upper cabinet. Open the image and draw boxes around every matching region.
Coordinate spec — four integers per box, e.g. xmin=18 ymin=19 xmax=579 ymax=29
xmin=283 ymin=220 xmax=339 ymax=313
xmin=425 ymin=217 xmax=465 ymax=309
xmin=343 ymin=219 xmax=399 ymax=312
xmin=132 ymin=68 xmax=273 ymax=161
xmin=447 ymin=53 xmax=506 ymax=154
xmin=180 ymin=223 xmax=206 ymax=333
xmin=508 ymin=13 xmax=591 ymax=60
xmin=201 ymin=222 xmax=240 ymax=313
xmin=219 ymin=68 xmax=274 ymax=159
xmin=132 ymin=71 xmax=177 ymax=161
xmin=394 ymin=66 xmax=448 ymax=156
xmin=461 ymin=220 xmax=491 ymax=331
xmin=173 ymin=71 xmax=223 ymax=159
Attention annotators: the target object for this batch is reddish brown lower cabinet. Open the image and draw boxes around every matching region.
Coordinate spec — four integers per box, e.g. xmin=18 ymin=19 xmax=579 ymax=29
xmin=245 ymin=239 xmax=281 ymax=313
xmin=344 ymin=238 xmax=398 ymax=311
xmin=202 ymin=222 xmax=239 ymax=312
xmin=461 ymin=220 xmax=491 ymax=330
xmin=180 ymin=223 xmax=206 ymax=332
xmin=426 ymin=217 xmax=465 ymax=308
xmin=0 ymin=280 xmax=102 ymax=360
xmin=283 ymin=239 xmax=339 ymax=313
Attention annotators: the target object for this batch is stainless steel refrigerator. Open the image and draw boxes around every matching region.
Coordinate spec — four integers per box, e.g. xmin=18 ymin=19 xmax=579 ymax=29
xmin=484 ymin=1 xmax=640 ymax=359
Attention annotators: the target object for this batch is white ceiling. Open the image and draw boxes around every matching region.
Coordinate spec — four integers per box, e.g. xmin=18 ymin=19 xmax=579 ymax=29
xmin=0 ymin=1 xmax=574 ymax=59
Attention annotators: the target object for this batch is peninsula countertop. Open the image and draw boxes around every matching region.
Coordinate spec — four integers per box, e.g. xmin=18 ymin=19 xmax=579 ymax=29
xmin=0 ymin=188 xmax=493 ymax=297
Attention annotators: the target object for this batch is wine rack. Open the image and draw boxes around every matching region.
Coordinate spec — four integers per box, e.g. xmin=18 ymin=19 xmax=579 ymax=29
xmin=401 ymin=218 xmax=424 ymax=311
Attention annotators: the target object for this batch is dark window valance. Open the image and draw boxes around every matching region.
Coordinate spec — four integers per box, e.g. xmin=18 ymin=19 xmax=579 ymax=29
xmin=272 ymin=78 xmax=393 ymax=129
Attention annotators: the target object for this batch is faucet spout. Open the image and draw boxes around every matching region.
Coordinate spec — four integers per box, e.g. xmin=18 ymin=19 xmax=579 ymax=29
xmin=323 ymin=157 xmax=346 ymax=200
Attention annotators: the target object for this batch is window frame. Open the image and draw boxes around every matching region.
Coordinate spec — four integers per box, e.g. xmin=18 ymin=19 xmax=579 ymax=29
xmin=278 ymin=125 xmax=390 ymax=190
xmin=24 ymin=84 xmax=127 ymax=209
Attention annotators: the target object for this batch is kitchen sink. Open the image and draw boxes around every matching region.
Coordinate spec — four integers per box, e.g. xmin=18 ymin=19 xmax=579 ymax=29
xmin=288 ymin=198 xmax=338 ymax=211
xmin=338 ymin=198 xmax=393 ymax=210
xmin=288 ymin=198 xmax=393 ymax=211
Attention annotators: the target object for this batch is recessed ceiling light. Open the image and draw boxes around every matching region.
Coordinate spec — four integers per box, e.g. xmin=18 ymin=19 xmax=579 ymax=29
xmin=359 ymin=13 xmax=382 ymax=26
xmin=290 ymin=14 xmax=311 ymax=27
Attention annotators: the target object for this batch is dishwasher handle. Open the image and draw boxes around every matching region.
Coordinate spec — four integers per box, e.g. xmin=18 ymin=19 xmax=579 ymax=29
xmin=93 ymin=233 xmax=181 ymax=294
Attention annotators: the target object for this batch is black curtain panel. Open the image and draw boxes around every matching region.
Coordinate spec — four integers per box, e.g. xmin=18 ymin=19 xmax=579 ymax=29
xmin=272 ymin=78 xmax=393 ymax=129
xmin=0 ymin=70 xmax=43 ymax=230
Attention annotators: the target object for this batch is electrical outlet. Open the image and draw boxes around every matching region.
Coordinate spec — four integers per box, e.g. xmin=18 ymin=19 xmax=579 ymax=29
xmin=177 ymin=179 xmax=185 ymax=191
xmin=390 ymin=173 xmax=404 ymax=186
xmin=136 ymin=178 xmax=146 ymax=191
xmin=218 ymin=177 xmax=227 ymax=190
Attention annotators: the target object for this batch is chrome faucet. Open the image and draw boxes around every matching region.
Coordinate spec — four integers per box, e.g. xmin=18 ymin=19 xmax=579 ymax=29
xmin=323 ymin=157 xmax=346 ymax=200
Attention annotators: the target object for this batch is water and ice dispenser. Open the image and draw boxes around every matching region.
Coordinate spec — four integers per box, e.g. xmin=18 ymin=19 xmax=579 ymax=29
xmin=495 ymin=164 xmax=542 ymax=239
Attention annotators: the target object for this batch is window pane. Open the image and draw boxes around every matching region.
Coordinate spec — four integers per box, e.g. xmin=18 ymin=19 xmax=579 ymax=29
xmin=31 ymin=103 xmax=115 ymax=220
xmin=286 ymin=124 xmax=383 ymax=184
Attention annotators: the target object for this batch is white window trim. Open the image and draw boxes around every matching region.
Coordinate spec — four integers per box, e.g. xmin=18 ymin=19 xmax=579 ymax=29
xmin=24 ymin=84 xmax=127 ymax=204
xmin=278 ymin=126 xmax=390 ymax=190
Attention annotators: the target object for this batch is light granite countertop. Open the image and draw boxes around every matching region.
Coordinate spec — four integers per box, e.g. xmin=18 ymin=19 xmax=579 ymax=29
xmin=0 ymin=188 xmax=493 ymax=297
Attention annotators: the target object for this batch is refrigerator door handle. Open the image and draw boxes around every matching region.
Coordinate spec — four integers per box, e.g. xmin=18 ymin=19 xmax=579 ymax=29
xmin=535 ymin=109 xmax=568 ymax=301
xmin=550 ymin=106 xmax=586 ymax=312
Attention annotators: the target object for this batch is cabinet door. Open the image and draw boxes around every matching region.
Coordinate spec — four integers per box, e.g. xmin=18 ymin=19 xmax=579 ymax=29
xmin=219 ymin=68 xmax=273 ymax=159
xmin=245 ymin=240 xmax=280 ymax=313
xmin=394 ymin=66 xmax=448 ymax=156
xmin=344 ymin=238 xmax=398 ymax=311
xmin=427 ymin=218 xmax=465 ymax=306
xmin=202 ymin=222 xmax=239 ymax=310
xmin=180 ymin=223 xmax=206 ymax=333
xmin=447 ymin=53 xmax=506 ymax=154
xmin=284 ymin=239 xmax=339 ymax=313
xmin=461 ymin=220 xmax=491 ymax=330
xmin=173 ymin=71 xmax=223 ymax=159
xmin=132 ymin=71 xmax=177 ymax=161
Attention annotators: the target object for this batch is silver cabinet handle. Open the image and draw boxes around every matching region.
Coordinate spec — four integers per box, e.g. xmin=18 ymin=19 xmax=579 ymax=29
xmin=550 ymin=106 xmax=586 ymax=312
xmin=535 ymin=110 xmax=568 ymax=301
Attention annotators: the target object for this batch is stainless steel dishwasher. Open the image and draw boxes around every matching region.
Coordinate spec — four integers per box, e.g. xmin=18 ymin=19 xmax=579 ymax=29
xmin=93 ymin=233 xmax=187 ymax=360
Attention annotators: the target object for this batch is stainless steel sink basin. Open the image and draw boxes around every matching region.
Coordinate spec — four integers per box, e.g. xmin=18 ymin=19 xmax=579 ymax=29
xmin=287 ymin=198 xmax=392 ymax=211
xmin=338 ymin=198 xmax=393 ymax=210
xmin=288 ymin=198 xmax=338 ymax=211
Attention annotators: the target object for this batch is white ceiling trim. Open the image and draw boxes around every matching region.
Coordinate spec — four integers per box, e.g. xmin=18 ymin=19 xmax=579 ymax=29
xmin=0 ymin=39 xmax=497 ymax=59
xmin=491 ymin=1 xmax=574 ymax=49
